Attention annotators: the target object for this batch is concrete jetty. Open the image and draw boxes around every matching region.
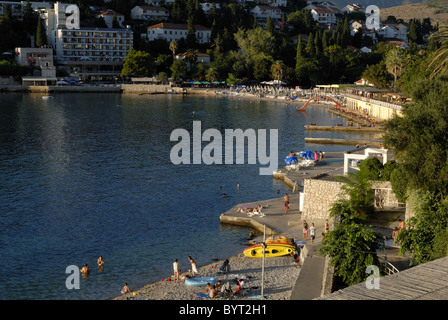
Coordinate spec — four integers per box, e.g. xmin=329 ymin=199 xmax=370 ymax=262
xmin=305 ymin=137 xmax=383 ymax=147
xmin=304 ymin=125 xmax=383 ymax=132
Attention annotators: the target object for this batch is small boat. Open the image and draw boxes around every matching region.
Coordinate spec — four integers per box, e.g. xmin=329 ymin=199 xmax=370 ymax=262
xmin=42 ymin=96 xmax=53 ymax=100
xmin=185 ymin=276 xmax=217 ymax=286
xmin=243 ymin=243 xmax=296 ymax=258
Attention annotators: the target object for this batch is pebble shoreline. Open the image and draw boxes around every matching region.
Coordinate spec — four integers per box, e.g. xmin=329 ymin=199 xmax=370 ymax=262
xmin=113 ymin=251 xmax=302 ymax=300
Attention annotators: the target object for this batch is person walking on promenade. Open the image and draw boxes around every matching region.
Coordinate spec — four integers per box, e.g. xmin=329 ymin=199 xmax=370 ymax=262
xmin=284 ymin=193 xmax=290 ymax=214
xmin=323 ymin=219 xmax=330 ymax=240
xmin=302 ymin=220 xmax=309 ymax=241
xmin=310 ymin=223 xmax=316 ymax=245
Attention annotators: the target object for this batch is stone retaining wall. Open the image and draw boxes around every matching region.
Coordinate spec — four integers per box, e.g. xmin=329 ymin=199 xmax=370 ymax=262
xmin=301 ymin=178 xmax=345 ymax=220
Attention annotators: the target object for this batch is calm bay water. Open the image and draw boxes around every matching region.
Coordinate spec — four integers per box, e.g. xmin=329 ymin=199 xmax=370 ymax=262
xmin=0 ymin=92 xmax=379 ymax=299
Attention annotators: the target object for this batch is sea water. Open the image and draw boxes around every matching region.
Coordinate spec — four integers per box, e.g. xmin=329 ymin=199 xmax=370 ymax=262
xmin=0 ymin=92 xmax=380 ymax=299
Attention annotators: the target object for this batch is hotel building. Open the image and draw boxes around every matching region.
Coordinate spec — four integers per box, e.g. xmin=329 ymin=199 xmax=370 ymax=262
xmin=42 ymin=2 xmax=133 ymax=80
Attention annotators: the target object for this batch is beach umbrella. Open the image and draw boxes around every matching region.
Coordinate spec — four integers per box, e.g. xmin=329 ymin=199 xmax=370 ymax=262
xmin=202 ymin=81 xmax=211 ymax=84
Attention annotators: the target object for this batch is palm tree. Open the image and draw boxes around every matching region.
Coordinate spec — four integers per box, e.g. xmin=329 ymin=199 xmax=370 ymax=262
xmin=205 ymin=67 xmax=218 ymax=82
xmin=211 ymin=33 xmax=223 ymax=53
xmin=184 ymin=49 xmax=197 ymax=71
xmin=169 ymin=40 xmax=178 ymax=61
xmin=385 ymin=48 xmax=405 ymax=87
xmin=271 ymin=60 xmax=284 ymax=82
xmin=427 ymin=25 xmax=448 ymax=78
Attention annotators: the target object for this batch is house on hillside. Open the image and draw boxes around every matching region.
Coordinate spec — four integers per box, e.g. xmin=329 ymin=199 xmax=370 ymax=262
xmin=146 ymin=22 xmax=211 ymax=44
xmin=310 ymin=8 xmax=337 ymax=26
xmin=130 ymin=5 xmax=170 ymax=21
xmin=175 ymin=50 xmax=210 ymax=67
xmin=341 ymin=3 xmax=365 ymax=14
xmin=250 ymin=5 xmax=282 ymax=27
xmin=256 ymin=0 xmax=288 ymax=7
xmin=377 ymin=24 xmax=408 ymax=42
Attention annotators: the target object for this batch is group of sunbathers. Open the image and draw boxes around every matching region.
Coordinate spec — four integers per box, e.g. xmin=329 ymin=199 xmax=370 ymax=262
xmin=203 ymin=279 xmax=245 ymax=299
xmin=236 ymin=205 xmax=262 ymax=214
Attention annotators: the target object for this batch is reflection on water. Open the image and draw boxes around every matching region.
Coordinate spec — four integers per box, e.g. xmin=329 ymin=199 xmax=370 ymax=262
xmin=0 ymin=93 xmax=372 ymax=299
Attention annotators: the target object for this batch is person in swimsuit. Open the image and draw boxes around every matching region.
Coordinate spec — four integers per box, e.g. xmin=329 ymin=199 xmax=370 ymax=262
xmin=284 ymin=193 xmax=290 ymax=213
xmin=188 ymin=256 xmax=199 ymax=276
xmin=80 ymin=263 xmax=90 ymax=276
xmin=121 ymin=283 xmax=131 ymax=294
xmin=173 ymin=259 xmax=180 ymax=281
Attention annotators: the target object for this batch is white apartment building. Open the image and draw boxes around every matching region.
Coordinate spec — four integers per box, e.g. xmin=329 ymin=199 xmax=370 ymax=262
xmin=147 ymin=23 xmax=211 ymax=44
xmin=250 ymin=5 xmax=282 ymax=27
xmin=200 ymin=2 xmax=221 ymax=14
xmin=255 ymin=0 xmax=287 ymax=7
xmin=144 ymin=0 xmax=174 ymax=6
xmin=0 ymin=1 xmax=52 ymax=19
xmin=15 ymin=47 xmax=57 ymax=85
xmin=377 ymin=24 xmax=408 ymax=42
xmin=42 ymin=2 xmax=133 ymax=79
xmin=310 ymin=8 xmax=337 ymax=26
xmin=130 ymin=5 xmax=170 ymax=21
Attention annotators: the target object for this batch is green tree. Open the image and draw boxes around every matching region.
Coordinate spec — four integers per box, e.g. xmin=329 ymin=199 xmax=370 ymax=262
xmin=362 ymin=60 xmax=391 ymax=88
xmin=384 ymin=77 xmax=448 ymax=199
xmin=205 ymin=66 xmax=218 ymax=82
xmin=385 ymin=48 xmax=406 ymax=86
xmin=271 ymin=60 xmax=284 ymax=82
xmin=427 ymin=25 xmax=448 ymax=78
xmin=253 ymin=54 xmax=273 ymax=81
xmin=169 ymin=40 xmax=178 ymax=61
xmin=121 ymin=48 xmax=155 ymax=77
xmin=170 ymin=60 xmax=187 ymax=80
xmin=319 ymin=222 xmax=382 ymax=286
xmin=396 ymin=189 xmax=448 ymax=264
xmin=186 ymin=18 xmax=197 ymax=49
xmin=234 ymin=26 xmax=275 ymax=79
xmin=341 ymin=16 xmax=352 ymax=47
xmin=319 ymin=161 xmax=384 ymax=286
xmin=36 ymin=18 xmax=47 ymax=47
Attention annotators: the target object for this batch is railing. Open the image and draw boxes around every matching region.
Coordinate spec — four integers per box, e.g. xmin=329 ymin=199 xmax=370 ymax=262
xmin=346 ymin=93 xmax=403 ymax=112
xmin=378 ymin=256 xmax=400 ymax=275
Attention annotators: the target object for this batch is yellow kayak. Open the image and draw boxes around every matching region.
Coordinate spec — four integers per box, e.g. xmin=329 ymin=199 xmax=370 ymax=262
xmin=243 ymin=243 xmax=296 ymax=258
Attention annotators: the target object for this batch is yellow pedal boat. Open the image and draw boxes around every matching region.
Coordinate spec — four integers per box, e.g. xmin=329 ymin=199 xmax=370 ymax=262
xmin=243 ymin=243 xmax=296 ymax=258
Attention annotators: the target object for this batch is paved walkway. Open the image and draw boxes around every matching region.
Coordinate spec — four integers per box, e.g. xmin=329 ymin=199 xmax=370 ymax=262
xmin=290 ymin=243 xmax=326 ymax=299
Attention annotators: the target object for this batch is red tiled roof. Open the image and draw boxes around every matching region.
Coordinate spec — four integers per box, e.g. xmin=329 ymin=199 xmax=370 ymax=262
xmin=100 ymin=10 xmax=124 ymax=16
xmin=313 ymin=9 xmax=335 ymax=14
xmin=136 ymin=5 xmax=169 ymax=12
xmin=148 ymin=22 xmax=210 ymax=31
